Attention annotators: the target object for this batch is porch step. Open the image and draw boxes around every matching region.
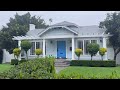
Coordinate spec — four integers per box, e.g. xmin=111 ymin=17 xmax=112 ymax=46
xmin=55 ymin=60 xmax=70 ymax=67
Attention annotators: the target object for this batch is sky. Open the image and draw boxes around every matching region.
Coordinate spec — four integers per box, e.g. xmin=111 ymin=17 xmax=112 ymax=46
xmin=0 ymin=11 xmax=115 ymax=29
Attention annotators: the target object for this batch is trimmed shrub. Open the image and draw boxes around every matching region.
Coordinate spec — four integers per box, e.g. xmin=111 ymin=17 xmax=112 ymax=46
xmin=13 ymin=48 xmax=21 ymax=60
xmin=75 ymin=48 xmax=82 ymax=60
xmin=70 ymin=60 xmax=116 ymax=67
xmin=87 ymin=43 xmax=100 ymax=60
xmin=11 ymin=59 xmax=19 ymax=65
xmin=35 ymin=49 xmax=42 ymax=58
xmin=99 ymin=48 xmax=107 ymax=60
xmin=21 ymin=40 xmax=32 ymax=60
xmin=1 ymin=57 xmax=55 ymax=79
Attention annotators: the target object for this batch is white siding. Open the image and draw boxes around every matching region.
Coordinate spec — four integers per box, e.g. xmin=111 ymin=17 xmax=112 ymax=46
xmin=2 ymin=49 xmax=14 ymax=63
xmin=46 ymin=39 xmax=57 ymax=57
xmin=41 ymin=28 xmax=74 ymax=38
xmin=107 ymin=47 xmax=114 ymax=60
xmin=116 ymin=52 xmax=120 ymax=65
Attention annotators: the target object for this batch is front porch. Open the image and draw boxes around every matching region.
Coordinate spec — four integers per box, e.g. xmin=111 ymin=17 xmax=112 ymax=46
xmin=18 ymin=38 xmax=107 ymax=61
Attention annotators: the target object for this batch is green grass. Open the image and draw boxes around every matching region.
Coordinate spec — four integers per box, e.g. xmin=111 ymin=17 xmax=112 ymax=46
xmin=0 ymin=64 xmax=13 ymax=73
xmin=58 ymin=66 xmax=120 ymax=79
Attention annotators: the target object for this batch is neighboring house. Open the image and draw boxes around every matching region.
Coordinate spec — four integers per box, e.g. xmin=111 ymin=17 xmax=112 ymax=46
xmin=3 ymin=21 xmax=120 ymax=64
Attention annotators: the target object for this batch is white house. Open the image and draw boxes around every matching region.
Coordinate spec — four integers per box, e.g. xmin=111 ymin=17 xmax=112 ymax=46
xmin=3 ymin=21 xmax=120 ymax=64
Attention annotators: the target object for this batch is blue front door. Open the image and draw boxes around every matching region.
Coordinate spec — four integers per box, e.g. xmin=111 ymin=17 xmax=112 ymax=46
xmin=57 ymin=41 xmax=66 ymax=58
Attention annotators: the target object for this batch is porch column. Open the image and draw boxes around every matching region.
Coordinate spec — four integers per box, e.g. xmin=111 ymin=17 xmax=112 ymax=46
xmin=103 ymin=37 xmax=108 ymax=60
xmin=72 ymin=37 xmax=75 ymax=60
xmin=43 ymin=39 xmax=46 ymax=57
xmin=18 ymin=40 xmax=21 ymax=60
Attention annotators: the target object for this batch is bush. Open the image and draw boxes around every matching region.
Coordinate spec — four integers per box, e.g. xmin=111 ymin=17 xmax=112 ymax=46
xmin=13 ymin=48 xmax=21 ymax=60
xmin=19 ymin=59 xmax=27 ymax=64
xmin=35 ymin=49 xmax=42 ymax=58
xmin=11 ymin=59 xmax=19 ymax=65
xmin=21 ymin=40 xmax=32 ymax=60
xmin=1 ymin=57 xmax=55 ymax=79
xmin=87 ymin=43 xmax=100 ymax=60
xmin=70 ymin=60 xmax=116 ymax=67
xmin=75 ymin=48 xmax=82 ymax=60
xmin=99 ymin=48 xmax=107 ymax=60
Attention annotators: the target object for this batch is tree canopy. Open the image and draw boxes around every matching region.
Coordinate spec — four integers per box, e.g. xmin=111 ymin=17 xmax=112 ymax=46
xmin=0 ymin=12 xmax=49 ymax=53
xmin=99 ymin=12 xmax=120 ymax=60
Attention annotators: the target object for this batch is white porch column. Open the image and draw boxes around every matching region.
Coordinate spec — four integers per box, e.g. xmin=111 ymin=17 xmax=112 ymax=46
xmin=103 ymin=37 xmax=107 ymax=60
xmin=43 ymin=39 xmax=46 ymax=57
xmin=18 ymin=40 xmax=21 ymax=60
xmin=72 ymin=37 xmax=75 ymax=60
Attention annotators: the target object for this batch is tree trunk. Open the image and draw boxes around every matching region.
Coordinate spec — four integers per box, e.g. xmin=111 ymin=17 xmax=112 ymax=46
xmin=38 ymin=55 xmax=39 ymax=58
xmin=91 ymin=55 xmax=92 ymax=61
xmin=26 ymin=51 xmax=28 ymax=60
xmin=101 ymin=56 xmax=103 ymax=61
xmin=78 ymin=56 xmax=80 ymax=60
xmin=114 ymin=54 xmax=117 ymax=61
xmin=113 ymin=47 xmax=120 ymax=61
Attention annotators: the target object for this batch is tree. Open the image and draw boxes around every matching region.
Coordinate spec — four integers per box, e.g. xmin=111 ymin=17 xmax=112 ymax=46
xmin=99 ymin=12 xmax=120 ymax=60
xmin=21 ymin=40 xmax=31 ymax=60
xmin=87 ymin=43 xmax=100 ymax=60
xmin=75 ymin=48 xmax=82 ymax=60
xmin=13 ymin=48 xmax=21 ymax=60
xmin=0 ymin=12 xmax=49 ymax=54
xmin=35 ymin=49 xmax=42 ymax=58
xmin=99 ymin=48 xmax=107 ymax=60
xmin=49 ymin=18 xmax=53 ymax=25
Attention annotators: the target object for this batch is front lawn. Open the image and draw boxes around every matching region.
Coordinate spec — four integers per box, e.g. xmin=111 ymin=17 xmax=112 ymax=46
xmin=57 ymin=66 xmax=120 ymax=79
xmin=0 ymin=64 xmax=13 ymax=73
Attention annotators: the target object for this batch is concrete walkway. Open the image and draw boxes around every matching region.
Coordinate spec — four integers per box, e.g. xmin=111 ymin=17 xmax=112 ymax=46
xmin=55 ymin=67 xmax=67 ymax=73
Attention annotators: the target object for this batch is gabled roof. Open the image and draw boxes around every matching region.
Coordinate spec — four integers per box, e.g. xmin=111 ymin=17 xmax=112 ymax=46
xmin=12 ymin=21 xmax=107 ymax=41
xmin=38 ymin=25 xmax=78 ymax=36
xmin=26 ymin=29 xmax=44 ymax=36
xmin=51 ymin=21 xmax=79 ymax=27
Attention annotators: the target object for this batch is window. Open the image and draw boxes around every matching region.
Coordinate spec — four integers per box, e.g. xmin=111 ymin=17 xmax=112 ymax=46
xmin=78 ymin=40 xmax=83 ymax=54
xmin=30 ymin=42 xmax=43 ymax=55
xmin=91 ymin=40 xmax=97 ymax=43
xmin=78 ymin=40 xmax=83 ymax=51
xmin=36 ymin=42 xmax=40 ymax=49
xmin=77 ymin=40 xmax=98 ymax=55
xmin=30 ymin=42 xmax=35 ymax=55
xmin=84 ymin=40 xmax=90 ymax=55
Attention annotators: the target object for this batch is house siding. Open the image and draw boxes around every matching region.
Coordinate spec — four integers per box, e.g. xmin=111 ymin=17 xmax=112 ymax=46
xmin=40 ymin=28 xmax=74 ymax=37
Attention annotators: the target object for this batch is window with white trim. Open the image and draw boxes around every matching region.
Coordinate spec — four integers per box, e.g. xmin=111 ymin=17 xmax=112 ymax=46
xmin=77 ymin=39 xmax=98 ymax=55
xmin=91 ymin=40 xmax=97 ymax=43
xmin=84 ymin=40 xmax=90 ymax=55
xmin=30 ymin=42 xmax=43 ymax=55
xmin=77 ymin=40 xmax=83 ymax=54
xmin=30 ymin=42 xmax=35 ymax=55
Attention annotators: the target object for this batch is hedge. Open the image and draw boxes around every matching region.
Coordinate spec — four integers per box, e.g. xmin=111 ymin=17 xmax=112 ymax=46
xmin=70 ymin=60 xmax=116 ymax=67
xmin=19 ymin=59 xmax=28 ymax=64
xmin=11 ymin=59 xmax=19 ymax=65
xmin=0 ymin=57 xmax=55 ymax=79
